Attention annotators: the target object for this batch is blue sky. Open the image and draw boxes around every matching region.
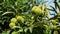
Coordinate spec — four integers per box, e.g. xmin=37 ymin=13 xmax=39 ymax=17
xmin=37 ymin=0 xmax=55 ymax=17
xmin=46 ymin=0 xmax=55 ymax=17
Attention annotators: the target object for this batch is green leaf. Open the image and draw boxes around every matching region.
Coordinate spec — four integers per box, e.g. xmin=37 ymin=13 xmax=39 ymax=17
xmin=24 ymin=27 xmax=28 ymax=33
xmin=2 ymin=30 xmax=11 ymax=34
xmin=18 ymin=28 xmax=23 ymax=32
xmin=11 ymin=31 xmax=18 ymax=34
xmin=29 ymin=27 xmax=33 ymax=33
xmin=2 ymin=12 xmax=15 ymax=16
xmin=12 ymin=26 xmax=21 ymax=29
xmin=0 ymin=20 xmax=2 ymax=23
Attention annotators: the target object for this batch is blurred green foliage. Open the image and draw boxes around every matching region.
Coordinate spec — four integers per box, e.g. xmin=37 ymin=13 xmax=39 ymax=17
xmin=0 ymin=0 xmax=60 ymax=34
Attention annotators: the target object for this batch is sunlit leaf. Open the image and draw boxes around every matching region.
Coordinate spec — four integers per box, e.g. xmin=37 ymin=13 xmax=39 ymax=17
xmin=29 ymin=27 xmax=33 ymax=33
xmin=24 ymin=27 xmax=28 ymax=33
xmin=2 ymin=12 xmax=15 ymax=16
